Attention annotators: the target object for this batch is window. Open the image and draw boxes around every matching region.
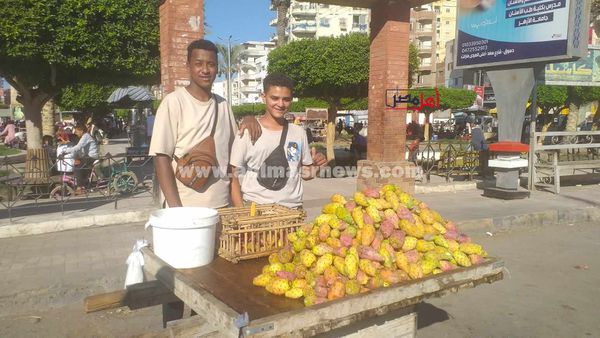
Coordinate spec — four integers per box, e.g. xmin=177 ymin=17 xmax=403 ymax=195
xmin=339 ymin=18 xmax=347 ymax=31
xmin=446 ymin=8 xmax=451 ymax=13
xmin=320 ymin=18 xmax=330 ymax=27
xmin=446 ymin=21 xmax=450 ymax=24
xmin=353 ymin=15 xmax=360 ymax=28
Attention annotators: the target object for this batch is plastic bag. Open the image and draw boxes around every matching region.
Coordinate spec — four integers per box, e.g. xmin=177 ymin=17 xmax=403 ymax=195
xmin=124 ymin=239 xmax=149 ymax=288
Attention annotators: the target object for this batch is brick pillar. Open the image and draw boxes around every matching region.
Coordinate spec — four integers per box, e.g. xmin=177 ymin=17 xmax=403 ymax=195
xmin=357 ymin=1 xmax=415 ymax=193
xmin=159 ymin=0 xmax=204 ymax=95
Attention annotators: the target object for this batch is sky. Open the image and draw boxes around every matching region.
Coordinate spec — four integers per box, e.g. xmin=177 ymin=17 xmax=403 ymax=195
xmin=204 ymin=0 xmax=275 ymax=44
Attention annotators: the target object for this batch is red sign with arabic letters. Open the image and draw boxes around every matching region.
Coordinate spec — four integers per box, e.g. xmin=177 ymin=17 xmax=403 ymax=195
xmin=385 ymin=88 xmax=441 ymax=111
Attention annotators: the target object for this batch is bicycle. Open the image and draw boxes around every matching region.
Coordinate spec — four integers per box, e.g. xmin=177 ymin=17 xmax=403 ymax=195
xmin=50 ymin=157 xmax=138 ymax=200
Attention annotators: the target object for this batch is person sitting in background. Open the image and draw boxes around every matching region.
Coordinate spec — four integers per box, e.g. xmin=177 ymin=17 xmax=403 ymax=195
xmin=0 ymin=120 xmax=16 ymax=147
xmin=351 ymin=123 xmax=367 ymax=160
xmin=62 ymin=124 xmax=99 ymax=189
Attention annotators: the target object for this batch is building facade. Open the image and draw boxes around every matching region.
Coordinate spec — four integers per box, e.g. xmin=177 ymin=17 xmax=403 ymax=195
xmin=235 ymin=41 xmax=275 ymax=104
xmin=432 ymin=0 xmax=457 ymax=66
xmin=410 ymin=5 xmax=437 ymax=88
xmin=270 ymin=1 xmax=370 ymax=43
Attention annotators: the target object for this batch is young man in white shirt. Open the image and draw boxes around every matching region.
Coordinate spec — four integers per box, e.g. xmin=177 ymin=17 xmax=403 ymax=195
xmin=229 ymin=73 xmax=327 ymax=208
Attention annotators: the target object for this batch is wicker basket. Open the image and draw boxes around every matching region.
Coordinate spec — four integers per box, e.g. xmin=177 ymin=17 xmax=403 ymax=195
xmin=218 ymin=204 xmax=306 ymax=263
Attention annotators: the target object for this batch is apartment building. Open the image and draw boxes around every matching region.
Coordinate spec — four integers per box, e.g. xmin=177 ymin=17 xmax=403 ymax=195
xmin=432 ymin=0 xmax=457 ymax=65
xmin=410 ymin=5 xmax=438 ymax=88
xmin=270 ymin=1 xmax=370 ymax=43
xmin=232 ymin=41 xmax=276 ymax=104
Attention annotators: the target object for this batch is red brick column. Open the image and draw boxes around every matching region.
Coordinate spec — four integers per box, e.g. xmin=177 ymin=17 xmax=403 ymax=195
xmin=159 ymin=0 xmax=204 ymax=95
xmin=357 ymin=1 xmax=415 ymax=193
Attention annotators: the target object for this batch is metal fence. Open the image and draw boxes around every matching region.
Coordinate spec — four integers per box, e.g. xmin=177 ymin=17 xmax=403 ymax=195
xmin=406 ymin=140 xmax=482 ymax=183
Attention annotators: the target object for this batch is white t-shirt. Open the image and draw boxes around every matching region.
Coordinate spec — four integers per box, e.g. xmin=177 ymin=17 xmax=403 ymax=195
xmin=149 ymin=88 xmax=238 ymax=208
xmin=230 ymin=122 xmax=312 ymax=208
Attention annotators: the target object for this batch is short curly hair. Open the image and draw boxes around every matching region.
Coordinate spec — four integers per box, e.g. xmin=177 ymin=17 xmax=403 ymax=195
xmin=187 ymin=39 xmax=219 ymax=62
xmin=263 ymin=72 xmax=294 ymax=93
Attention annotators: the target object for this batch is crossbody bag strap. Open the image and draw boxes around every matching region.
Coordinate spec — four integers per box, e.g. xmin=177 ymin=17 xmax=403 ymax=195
xmin=278 ymin=120 xmax=288 ymax=148
xmin=210 ymin=94 xmax=219 ymax=137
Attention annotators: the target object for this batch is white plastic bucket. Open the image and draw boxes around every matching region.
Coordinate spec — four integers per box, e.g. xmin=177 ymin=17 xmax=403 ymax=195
xmin=145 ymin=207 xmax=219 ymax=269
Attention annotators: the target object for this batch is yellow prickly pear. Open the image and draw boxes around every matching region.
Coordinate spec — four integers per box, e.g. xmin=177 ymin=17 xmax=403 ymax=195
xmin=314 ymin=213 xmax=335 ymax=226
xmin=366 ymin=275 xmax=384 ymax=289
xmin=433 ymin=235 xmax=449 ymax=248
xmin=452 ymin=251 xmax=472 ymax=267
xmin=334 ymin=256 xmax=346 ymax=276
xmin=402 ymin=236 xmax=418 ymax=251
xmin=312 ymin=243 xmax=333 ymax=256
xmin=383 ymin=209 xmax=400 ymax=227
xmin=300 ymin=249 xmax=317 ymax=268
xmin=326 ymin=237 xmax=342 ymax=249
xmin=352 ymin=207 xmax=365 ymax=229
xmin=306 ymin=234 xmax=318 ymax=249
xmin=398 ymin=192 xmax=414 ymax=209
xmin=266 ymin=278 xmax=290 ymax=295
xmin=421 ymin=258 xmax=437 ymax=275
xmin=277 ymin=249 xmax=294 ymax=263
xmin=419 ymin=209 xmax=435 ymax=225
xmin=252 ymin=273 xmax=273 ymax=287
xmin=379 ymin=247 xmax=394 ymax=269
xmin=459 ymin=243 xmax=483 ymax=255
xmin=327 ymin=217 xmax=342 ymax=229
xmin=345 ymin=280 xmax=361 ymax=295
xmin=361 ymin=224 xmax=376 ymax=246
xmin=432 ymin=222 xmax=447 ymax=234
xmin=268 ymin=252 xmax=280 ymax=264
xmin=359 ymin=259 xmax=378 ymax=277
xmin=395 ymin=252 xmax=410 ymax=273
xmin=366 ymin=197 xmax=383 ymax=210
xmin=335 ymin=206 xmax=354 ymax=225
xmin=433 ymin=268 xmax=442 ymax=275
xmin=416 ymin=240 xmax=436 ymax=252
xmin=322 ymin=202 xmax=343 ymax=215
xmin=381 ymin=184 xmax=396 ymax=193
xmin=331 ymin=193 xmax=347 ymax=205
xmin=293 ymin=238 xmax=307 ymax=252
xmin=282 ymin=263 xmax=295 ymax=273
xmin=267 ymin=262 xmax=284 ymax=274
xmin=294 ymin=265 xmax=308 ymax=279
xmin=303 ymin=294 xmax=317 ymax=306
xmin=287 ymin=232 xmax=299 ymax=243
xmin=431 ymin=210 xmax=443 ymax=222
xmin=323 ymin=266 xmax=339 ymax=284
xmin=366 ymin=205 xmax=381 ymax=223
xmin=285 ymin=288 xmax=304 ymax=299
xmin=314 ymin=253 xmax=334 ymax=275
xmin=332 ymin=246 xmax=348 ymax=258
xmin=344 ymin=253 xmax=359 ymax=279
xmin=318 ymin=223 xmax=331 ymax=242
xmin=354 ymin=192 xmax=369 ymax=207
xmin=330 ymin=228 xmax=341 ymax=239
xmin=408 ymin=263 xmax=423 ymax=279
xmin=434 ymin=247 xmax=454 ymax=261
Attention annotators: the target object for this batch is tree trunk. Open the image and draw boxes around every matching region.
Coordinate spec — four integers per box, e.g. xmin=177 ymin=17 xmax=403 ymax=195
xmin=326 ymin=105 xmax=337 ymax=164
xmin=22 ymin=95 xmax=52 ymax=180
xmin=276 ymin=5 xmax=288 ymax=46
xmin=41 ymin=100 xmax=56 ymax=137
xmin=565 ymin=103 xmax=579 ymax=132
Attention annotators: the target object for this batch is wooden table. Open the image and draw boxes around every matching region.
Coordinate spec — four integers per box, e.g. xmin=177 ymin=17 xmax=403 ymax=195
xmin=141 ymin=247 xmax=504 ymax=337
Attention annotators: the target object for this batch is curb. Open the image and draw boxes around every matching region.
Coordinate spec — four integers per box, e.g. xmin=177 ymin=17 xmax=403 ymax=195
xmin=458 ymin=206 xmax=600 ymax=234
xmin=0 ymin=209 xmax=154 ymax=239
xmin=415 ymin=181 xmax=477 ymax=194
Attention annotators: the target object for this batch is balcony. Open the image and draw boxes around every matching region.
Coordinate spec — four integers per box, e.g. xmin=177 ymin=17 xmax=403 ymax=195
xmin=241 ymin=85 xmax=261 ymax=93
xmin=244 ymin=47 xmax=270 ymax=57
xmin=418 ymin=45 xmax=433 ymax=54
xmin=270 ymin=17 xmax=277 ymax=27
xmin=291 ymin=4 xmax=317 ymax=17
xmin=414 ymin=11 xmax=435 ymax=21
xmin=292 ymin=23 xmax=317 ymax=34
xmin=351 ymin=24 xmax=369 ymax=32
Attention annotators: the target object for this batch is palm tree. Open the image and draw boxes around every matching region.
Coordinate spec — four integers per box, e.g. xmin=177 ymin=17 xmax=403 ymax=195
xmin=216 ymin=44 xmax=255 ymax=103
xmin=271 ymin=0 xmax=291 ymax=46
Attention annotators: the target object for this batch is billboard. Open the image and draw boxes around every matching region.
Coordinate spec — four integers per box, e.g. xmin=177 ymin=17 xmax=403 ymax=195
xmin=540 ymin=45 xmax=600 ymax=86
xmin=455 ymin=0 xmax=591 ymax=68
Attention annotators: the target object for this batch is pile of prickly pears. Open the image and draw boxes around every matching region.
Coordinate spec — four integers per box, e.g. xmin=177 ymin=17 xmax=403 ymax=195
xmin=252 ymin=184 xmax=488 ymax=306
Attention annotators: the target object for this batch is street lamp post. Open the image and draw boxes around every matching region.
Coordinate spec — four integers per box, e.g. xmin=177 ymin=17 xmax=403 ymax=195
xmin=218 ymin=35 xmax=233 ymax=104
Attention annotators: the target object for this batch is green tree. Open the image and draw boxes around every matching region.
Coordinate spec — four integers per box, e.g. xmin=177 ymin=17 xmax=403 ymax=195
xmin=536 ymin=85 xmax=568 ymax=115
xmin=408 ymin=42 xmax=420 ymax=89
xmin=565 ymin=86 xmax=600 ymax=131
xmin=271 ymin=0 xmax=291 ymax=46
xmin=0 ymin=0 xmax=159 ymax=174
xmin=268 ymin=33 xmax=369 ymax=161
xmin=591 ymin=0 xmax=600 ymax=36
xmin=55 ymin=83 xmax=117 ymax=116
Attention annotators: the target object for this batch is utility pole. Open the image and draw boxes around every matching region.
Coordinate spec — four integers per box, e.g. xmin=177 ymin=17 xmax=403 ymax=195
xmin=227 ymin=35 xmax=232 ymax=104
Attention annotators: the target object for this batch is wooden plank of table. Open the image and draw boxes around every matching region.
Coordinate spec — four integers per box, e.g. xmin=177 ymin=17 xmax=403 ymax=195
xmin=84 ymin=280 xmax=179 ymax=313
xmin=141 ymin=248 xmax=241 ymax=338
xmin=244 ymin=258 xmax=504 ymax=337
xmin=133 ymin=316 xmax=221 ymax=338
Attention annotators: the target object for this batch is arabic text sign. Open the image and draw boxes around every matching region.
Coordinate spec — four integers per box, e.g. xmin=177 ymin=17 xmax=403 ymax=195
xmin=455 ymin=0 xmax=589 ymax=68
xmin=385 ymin=88 xmax=441 ymax=111
xmin=541 ymin=46 xmax=600 ymax=86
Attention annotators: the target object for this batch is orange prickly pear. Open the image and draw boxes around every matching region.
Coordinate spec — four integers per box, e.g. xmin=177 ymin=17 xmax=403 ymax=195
xmin=361 ymin=224 xmax=376 ymax=246
xmin=439 ymin=260 xmax=455 ymax=272
xmin=328 ymin=280 xmax=346 ymax=300
xmin=322 ymin=202 xmax=343 ymax=215
xmin=354 ymin=192 xmax=369 ymax=207
xmin=323 ymin=266 xmax=339 ymax=285
xmin=356 ymin=270 xmax=369 ymax=285
xmin=335 ymin=206 xmax=354 ymax=225
xmin=352 ymin=207 xmax=365 ymax=229
xmin=395 ymin=251 xmax=410 ymax=273
xmin=447 ymin=239 xmax=460 ymax=252
xmin=444 ymin=220 xmax=457 ymax=232
xmin=332 ymin=246 xmax=348 ymax=258
xmin=326 ymin=237 xmax=342 ymax=249
xmin=380 ymin=268 xmax=405 ymax=284
xmin=318 ymin=223 xmax=331 ymax=242
xmin=366 ymin=275 xmax=384 ymax=289
xmin=363 ymin=187 xmax=380 ymax=198
xmin=371 ymin=231 xmax=383 ymax=250
xmin=408 ymin=263 xmax=423 ymax=280
xmin=294 ymin=265 xmax=308 ymax=279
xmin=404 ymin=249 xmax=420 ymax=264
